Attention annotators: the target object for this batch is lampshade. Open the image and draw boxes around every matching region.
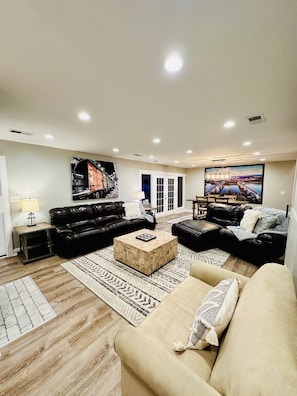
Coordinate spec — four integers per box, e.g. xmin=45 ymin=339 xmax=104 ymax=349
xmin=135 ymin=191 xmax=145 ymax=200
xmin=22 ymin=198 xmax=39 ymax=213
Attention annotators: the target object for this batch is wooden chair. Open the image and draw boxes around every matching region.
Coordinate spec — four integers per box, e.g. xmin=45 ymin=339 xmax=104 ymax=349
xmin=215 ymin=196 xmax=229 ymax=204
xmin=195 ymin=196 xmax=208 ymax=218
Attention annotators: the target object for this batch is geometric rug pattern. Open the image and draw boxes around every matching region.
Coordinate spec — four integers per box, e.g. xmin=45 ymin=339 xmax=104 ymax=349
xmin=62 ymin=244 xmax=230 ymax=326
xmin=0 ymin=276 xmax=56 ymax=348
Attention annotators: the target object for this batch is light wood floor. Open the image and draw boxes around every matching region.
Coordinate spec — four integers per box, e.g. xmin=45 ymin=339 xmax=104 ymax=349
xmin=0 ymin=213 xmax=258 ymax=395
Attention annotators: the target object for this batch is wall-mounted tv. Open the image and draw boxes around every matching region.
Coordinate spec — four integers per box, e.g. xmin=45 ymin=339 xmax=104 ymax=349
xmin=204 ymin=164 xmax=265 ymax=204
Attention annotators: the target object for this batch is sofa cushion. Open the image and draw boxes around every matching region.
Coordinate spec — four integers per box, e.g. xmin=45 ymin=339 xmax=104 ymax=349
xmin=173 ymin=277 xmax=240 ymax=351
xmin=209 ymin=264 xmax=297 ymax=396
xmin=92 ymin=202 xmax=120 ymax=217
xmin=206 ymin=203 xmax=244 ymax=227
xmin=124 ymin=201 xmax=142 ymax=218
xmin=240 ymin=209 xmax=261 ymax=232
xmin=253 ymin=214 xmax=278 ymax=234
xmin=139 ymin=276 xmax=218 ymax=381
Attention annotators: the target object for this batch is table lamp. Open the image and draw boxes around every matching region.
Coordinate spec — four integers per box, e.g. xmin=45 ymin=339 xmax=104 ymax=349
xmin=135 ymin=191 xmax=145 ymax=201
xmin=22 ymin=198 xmax=39 ymax=227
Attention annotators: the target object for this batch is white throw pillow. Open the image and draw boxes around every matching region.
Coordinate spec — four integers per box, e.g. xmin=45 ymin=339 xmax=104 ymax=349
xmin=172 ymin=277 xmax=241 ymax=351
xmin=124 ymin=201 xmax=142 ymax=218
xmin=240 ymin=209 xmax=261 ymax=233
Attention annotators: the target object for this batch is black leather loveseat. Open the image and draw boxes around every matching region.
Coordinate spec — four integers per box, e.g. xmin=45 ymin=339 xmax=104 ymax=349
xmin=172 ymin=203 xmax=288 ymax=266
xmin=50 ymin=201 xmax=155 ymax=258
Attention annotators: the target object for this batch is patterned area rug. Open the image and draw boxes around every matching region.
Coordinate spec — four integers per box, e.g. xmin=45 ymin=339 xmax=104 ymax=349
xmin=0 ymin=276 xmax=56 ymax=347
xmin=62 ymin=244 xmax=230 ymax=326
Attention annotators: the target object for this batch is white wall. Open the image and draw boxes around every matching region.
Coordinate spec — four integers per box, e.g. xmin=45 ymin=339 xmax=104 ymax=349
xmin=0 ymin=140 xmax=182 ymax=227
xmin=185 ymin=161 xmax=296 ymax=211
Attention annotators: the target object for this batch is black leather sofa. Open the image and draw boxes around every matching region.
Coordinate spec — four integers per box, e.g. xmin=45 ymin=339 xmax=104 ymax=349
xmin=50 ymin=201 xmax=156 ymax=258
xmin=172 ymin=203 xmax=288 ymax=266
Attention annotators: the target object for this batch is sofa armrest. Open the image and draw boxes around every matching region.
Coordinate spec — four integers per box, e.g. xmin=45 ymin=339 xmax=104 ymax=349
xmin=114 ymin=325 xmax=221 ymax=396
xmin=257 ymin=232 xmax=286 ymax=242
xmin=190 ymin=261 xmax=250 ymax=288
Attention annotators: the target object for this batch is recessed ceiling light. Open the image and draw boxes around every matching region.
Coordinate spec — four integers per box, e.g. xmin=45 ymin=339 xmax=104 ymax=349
xmin=78 ymin=112 xmax=90 ymax=121
xmin=45 ymin=134 xmax=53 ymax=140
xmin=223 ymin=120 xmax=235 ymax=128
xmin=113 ymin=148 xmax=119 ymax=153
xmin=174 ymin=160 xmax=179 ymax=164
xmin=243 ymin=141 xmax=252 ymax=146
xmin=153 ymin=138 xmax=161 ymax=144
xmin=260 ymin=158 xmax=266 ymax=161
xmin=149 ymin=155 xmax=154 ymax=159
xmin=164 ymin=54 xmax=183 ymax=73
xmin=186 ymin=150 xmax=192 ymax=154
xmin=191 ymin=164 xmax=196 ymax=167
xmin=254 ymin=152 xmax=260 ymax=156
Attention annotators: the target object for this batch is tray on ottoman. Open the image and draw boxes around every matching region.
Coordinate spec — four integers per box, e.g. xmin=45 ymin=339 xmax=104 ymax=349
xmin=113 ymin=229 xmax=178 ymax=275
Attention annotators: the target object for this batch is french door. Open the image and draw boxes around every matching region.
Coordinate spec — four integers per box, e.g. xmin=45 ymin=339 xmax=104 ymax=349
xmin=155 ymin=176 xmax=175 ymax=214
xmin=141 ymin=171 xmax=184 ymax=216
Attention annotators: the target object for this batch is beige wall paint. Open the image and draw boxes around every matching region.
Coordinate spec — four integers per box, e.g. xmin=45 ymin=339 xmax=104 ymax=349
xmin=0 ymin=140 xmax=183 ymax=227
xmin=185 ymin=161 xmax=295 ymax=211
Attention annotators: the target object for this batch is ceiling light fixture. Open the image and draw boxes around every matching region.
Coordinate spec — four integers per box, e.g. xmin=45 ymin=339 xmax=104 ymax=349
xmin=164 ymin=54 xmax=183 ymax=73
xmin=205 ymin=159 xmax=231 ymax=181
xmin=186 ymin=150 xmax=192 ymax=154
xmin=243 ymin=141 xmax=252 ymax=146
xmin=254 ymin=152 xmax=260 ymax=156
xmin=112 ymin=148 xmax=119 ymax=153
xmin=223 ymin=120 xmax=235 ymax=128
xmin=153 ymin=138 xmax=161 ymax=144
xmin=260 ymin=158 xmax=266 ymax=161
xmin=45 ymin=134 xmax=54 ymax=140
xmin=78 ymin=112 xmax=90 ymax=121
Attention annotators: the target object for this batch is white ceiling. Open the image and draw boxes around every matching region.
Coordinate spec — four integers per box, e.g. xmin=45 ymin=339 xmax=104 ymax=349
xmin=0 ymin=0 xmax=297 ymax=168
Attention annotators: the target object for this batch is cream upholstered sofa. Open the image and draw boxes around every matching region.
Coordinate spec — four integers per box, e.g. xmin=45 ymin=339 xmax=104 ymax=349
xmin=114 ymin=262 xmax=297 ymax=396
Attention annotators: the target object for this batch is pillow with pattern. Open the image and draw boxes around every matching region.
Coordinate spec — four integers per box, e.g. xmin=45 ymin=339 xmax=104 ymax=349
xmin=172 ymin=277 xmax=241 ymax=351
xmin=240 ymin=209 xmax=261 ymax=233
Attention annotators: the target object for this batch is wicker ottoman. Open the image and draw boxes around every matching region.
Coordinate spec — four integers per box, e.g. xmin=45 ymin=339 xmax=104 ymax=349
xmin=172 ymin=219 xmax=221 ymax=252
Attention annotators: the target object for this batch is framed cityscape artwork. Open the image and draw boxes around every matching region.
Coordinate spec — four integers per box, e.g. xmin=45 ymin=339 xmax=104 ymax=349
xmin=204 ymin=164 xmax=264 ymax=204
xmin=71 ymin=157 xmax=119 ymax=200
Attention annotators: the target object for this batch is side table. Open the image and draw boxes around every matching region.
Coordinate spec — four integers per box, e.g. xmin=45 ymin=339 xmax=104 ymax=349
xmin=143 ymin=206 xmax=157 ymax=215
xmin=14 ymin=222 xmax=55 ymax=264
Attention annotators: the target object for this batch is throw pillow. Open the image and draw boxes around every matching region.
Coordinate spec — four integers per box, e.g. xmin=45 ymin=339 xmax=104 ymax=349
xmin=253 ymin=214 xmax=278 ymax=234
xmin=240 ymin=209 xmax=261 ymax=233
xmin=124 ymin=201 xmax=142 ymax=218
xmin=172 ymin=277 xmax=241 ymax=352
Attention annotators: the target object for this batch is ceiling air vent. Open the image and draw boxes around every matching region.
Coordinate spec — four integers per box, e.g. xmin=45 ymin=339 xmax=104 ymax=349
xmin=133 ymin=153 xmax=143 ymax=157
xmin=10 ymin=129 xmax=34 ymax=136
xmin=247 ymin=114 xmax=266 ymax=125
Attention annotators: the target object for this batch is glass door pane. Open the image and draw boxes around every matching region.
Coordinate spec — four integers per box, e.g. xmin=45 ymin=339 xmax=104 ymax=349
xmin=167 ymin=178 xmax=175 ymax=211
xmin=156 ymin=177 xmax=164 ymax=213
